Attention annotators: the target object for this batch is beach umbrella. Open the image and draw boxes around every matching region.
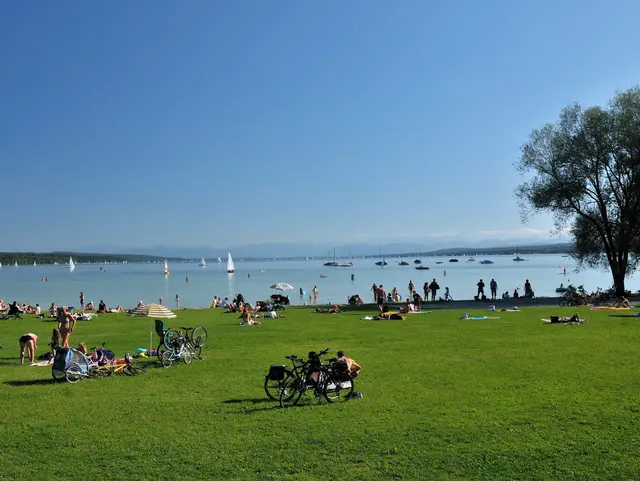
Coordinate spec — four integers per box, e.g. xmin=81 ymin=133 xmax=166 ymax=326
xmin=129 ymin=303 xmax=177 ymax=319
xmin=270 ymin=283 xmax=294 ymax=291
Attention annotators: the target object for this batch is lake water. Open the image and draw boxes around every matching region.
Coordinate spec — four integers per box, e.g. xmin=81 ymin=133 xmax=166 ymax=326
xmin=1 ymin=255 xmax=637 ymax=309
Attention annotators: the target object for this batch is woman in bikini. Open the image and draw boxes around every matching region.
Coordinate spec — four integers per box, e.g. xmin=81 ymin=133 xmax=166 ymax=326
xmin=57 ymin=307 xmax=77 ymax=348
xmin=19 ymin=333 xmax=39 ymax=364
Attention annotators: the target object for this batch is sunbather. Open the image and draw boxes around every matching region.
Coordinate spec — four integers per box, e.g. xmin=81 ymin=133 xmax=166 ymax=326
xmin=316 ymin=305 xmax=341 ymax=314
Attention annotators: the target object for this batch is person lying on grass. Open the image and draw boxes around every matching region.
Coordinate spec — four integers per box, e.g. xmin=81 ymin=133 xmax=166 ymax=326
xmin=239 ymin=308 xmax=261 ymax=325
xmin=316 ymin=305 xmax=341 ymax=314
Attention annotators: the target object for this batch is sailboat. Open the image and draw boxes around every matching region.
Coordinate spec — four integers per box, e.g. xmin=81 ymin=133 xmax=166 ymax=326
xmin=69 ymin=256 xmax=75 ymax=271
xmin=375 ymin=248 xmax=387 ymax=267
xmin=227 ymin=253 xmax=235 ymax=274
xmin=33 ymin=261 xmax=36 ymax=266
xmin=513 ymin=246 xmax=526 ymax=262
xmin=217 ymin=257 xmax=222 ymax=263
xmin=14 ymin=261 xmax=18 ymax=267
xmin=164 ymin=260 xmax=170 ymax=276
xmin=198 ymin=257 xmax=206 ymax=267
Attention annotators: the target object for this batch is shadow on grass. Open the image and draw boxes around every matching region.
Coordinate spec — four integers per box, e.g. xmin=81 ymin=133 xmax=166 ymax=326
xmin=0 ymin=356 xmax=17 ymax=366
xmin=610 ymin=314 xmax=640 ymax=318
xmin=223 ymin=398 xmax=273 ymax=405
xmin=5 ymin=379 xmax=57 ymax=387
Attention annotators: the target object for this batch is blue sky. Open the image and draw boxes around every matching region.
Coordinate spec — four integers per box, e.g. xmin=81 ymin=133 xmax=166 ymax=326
xmin=1 ymin=0 xmax=638 ymax=252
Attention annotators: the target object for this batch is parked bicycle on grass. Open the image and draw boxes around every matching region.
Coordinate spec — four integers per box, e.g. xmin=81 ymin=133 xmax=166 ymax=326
xmin=159 ymin=325 xmax=208 ymax=367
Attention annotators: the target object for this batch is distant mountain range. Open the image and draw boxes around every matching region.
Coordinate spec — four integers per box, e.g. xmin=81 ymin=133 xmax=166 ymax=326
xmin=1 ymin=239 xmax=574 ymax=263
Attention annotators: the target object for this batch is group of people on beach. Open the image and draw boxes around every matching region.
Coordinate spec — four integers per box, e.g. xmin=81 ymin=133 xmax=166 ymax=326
xmin=476 ymin=278 xmax=535 ymax=301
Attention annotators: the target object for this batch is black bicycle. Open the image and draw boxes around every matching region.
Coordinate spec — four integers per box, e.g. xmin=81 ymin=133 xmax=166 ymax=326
xmin=264 ymin=354 xmax=305 ymax=401
xmin=278 ymin=349 xmax=354 ymax=408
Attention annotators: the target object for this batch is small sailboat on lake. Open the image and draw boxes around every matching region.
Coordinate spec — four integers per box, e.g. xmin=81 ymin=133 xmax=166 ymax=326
xmin=227 ymin=253 xmax=235 ymax=274
xmin=164 ymin=260 xmax=169 ymax=276
xmin=69 ymin=256 xmax=75 ymax=271
xmin=198 ymin=257 xmax=206 ymax=267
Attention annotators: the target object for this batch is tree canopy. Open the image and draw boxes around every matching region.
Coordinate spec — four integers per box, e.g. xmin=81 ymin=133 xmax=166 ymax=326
xmin=515 ymin=86 xmax=640 ymax=295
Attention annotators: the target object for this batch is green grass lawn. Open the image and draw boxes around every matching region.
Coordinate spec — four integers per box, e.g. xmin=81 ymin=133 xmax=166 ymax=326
xmin=1 ymin=305 xmax=639 ymax=480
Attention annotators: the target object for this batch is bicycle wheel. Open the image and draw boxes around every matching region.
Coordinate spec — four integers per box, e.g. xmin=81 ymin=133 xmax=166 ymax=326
xmin=182 ymin=350 xmax=192 ymax=365
xmin=191 ymin=326 xmax=208 ymax=346
xmin=163 ymin=328 xmax=181 ymax=349
xmin=124 ymin=365 xmax=147 ymax=376
xmin=65 ymin=363 xmax=84 ymax=383
xmin=264 ymin=370 xmax=293 ymax=401
xmin=88 ymin=367 xmax=111 ymax=379
xmin=161 ymin=351 xmax=174 ymax=368
xmin=156 ymin=342 xmax=166 ymax=361
xmin=190 ymin=342 xmax=202 ymax=360
xmin=279 ymin=376 xmax=304 ymax=408
xmin=323 ymin=373 xmax=354 ymax=403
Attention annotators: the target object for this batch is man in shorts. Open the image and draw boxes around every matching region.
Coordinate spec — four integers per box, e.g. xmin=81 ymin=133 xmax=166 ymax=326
xmin=377 ymin=285 xmax=386 ymax=313
xmin=19 ymin=333 xmax=39 ymax=364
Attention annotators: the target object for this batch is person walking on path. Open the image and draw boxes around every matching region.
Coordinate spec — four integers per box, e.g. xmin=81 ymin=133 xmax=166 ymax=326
xmin=477 ymin=279 xmax=486 ymax=298
xmin=490 ymin=279 xmax=498 ymax=300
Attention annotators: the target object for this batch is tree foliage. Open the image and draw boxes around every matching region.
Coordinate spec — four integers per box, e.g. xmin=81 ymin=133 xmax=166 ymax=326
xmin=515 ymin=87 xmax=640 ymax=295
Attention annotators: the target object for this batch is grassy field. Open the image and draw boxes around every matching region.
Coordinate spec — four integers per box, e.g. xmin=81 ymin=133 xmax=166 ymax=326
xmin=1 ymin=305 xmax=639 ymax=480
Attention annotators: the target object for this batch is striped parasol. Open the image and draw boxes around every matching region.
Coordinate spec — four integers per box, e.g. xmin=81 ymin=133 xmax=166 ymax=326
xmin=129 ymin=303 xmax=177 ymax=319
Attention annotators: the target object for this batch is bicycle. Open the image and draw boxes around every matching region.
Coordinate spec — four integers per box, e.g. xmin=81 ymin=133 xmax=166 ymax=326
xmin=66 ymin=352 xmax=146 ymax=383
xmin=160 ymin=334 xmax=195 ymax=367
xmin=278 ymin=349 xmax=354 ymax=408
xmin=160 ymin=325 xmax=208 ymax=360
xmin=264 ymin=354 xmax=305 ymax=401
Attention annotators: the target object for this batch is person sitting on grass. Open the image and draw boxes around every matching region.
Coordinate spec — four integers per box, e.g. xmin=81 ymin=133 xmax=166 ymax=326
xmin=98 ymin=300 xmax=107 ymax=313
xmin=617 ymin=296 xmax=630 ymax=308
xmin=337 ymin=350 xmax=361 ymax=378
xmin=239 ymin=307 xmax=261 ymax=325
xmin=316 ymin=305 xmax=341 ymax=314
xmin=399 ymin=302 xmax=417 ymax=314
xmin=86 ymin=301 xmax=95 ymax=311
xmin=19 ymin=333 xmax=39 ymax=364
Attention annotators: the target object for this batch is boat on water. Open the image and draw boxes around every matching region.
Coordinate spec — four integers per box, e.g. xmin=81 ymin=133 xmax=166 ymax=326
xmin=227 ymin=253 xmax=235 ymax=273
xmin=415 ymin=265 xmax=430 ymax=270
xmin=436 ymin=261 xmax=443 ymax=264
xmin=14 ymin=261 xmax=18 ymax=267
xmin=163 ymin=260 xmax=169 ymax=276
xmin=198 ymin=257 xmax=206 ymax=267
xmin=414 ymin=259 xmax=421 ymax=264
xmin=336 ymin=262 xmax=353 ymax=268
xmin=217 ymin=257 xmax=222 ymax=263
xmin=324 ymin=261 xmax=339 ymax=266
xmin=69 ymin=257 xmax=75 ymax=271
xmin=375 ymin=260 xmax=388 ymax=266
xmin=33 ymin=261 xmax=36 ymax=266
xmin=480 ymin=260 xmax=494 ymax=264
xmin=467 ymin=257 xmax=475 ymax=262
xmin=398 ymin=260 xmax=410 ymax=266
xmin=449 ymin=259 xmax=459 ymax=263
xmin=513 ymin=246 xmax=527 ymax=262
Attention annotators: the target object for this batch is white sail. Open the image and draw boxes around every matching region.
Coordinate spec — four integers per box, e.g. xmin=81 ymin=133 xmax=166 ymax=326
xmin=69 ymin=257 xmax=75 ymax=270
xmin=15 ymin=261 xmax=18 ymax=267
xmin=217 ymin=257 xmax=222 ymax=263
xmin=227 ymin=253 xmax=235 ymax=273
xmin=199 ymin=257 xmax=206 ymax=267
xmin=164 ymin=260 xmax=169 ymax=275
xmin=33 ymin=261 xmax=36 ymax=266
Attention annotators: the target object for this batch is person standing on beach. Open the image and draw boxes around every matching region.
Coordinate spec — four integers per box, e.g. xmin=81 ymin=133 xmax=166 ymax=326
xmin=490 ymin=279 xmax=498 ymax=300
xmin=158 ymin=296 xmax=163 ymax=305
xmin=79 ymin=292 xmax=85 ymax=310
xmin=371 ymin=283 xmax=378 ymax=302
xmin=477 ymin=279 xmax=486 ymax=298
xmin=408 ymin=280 xmax=414 ymax=298
xmin=175 ymin=294 xmax=180 ymax=308
xmin=312 ymin=286 xmax=318 ymax=304
xmin=423 ymin=282 xmax=429 ymax=301
xmin=377 ymin=285 xmax=386 ymax=313
xmin=429 ymin=279 xmax=440 ymax=301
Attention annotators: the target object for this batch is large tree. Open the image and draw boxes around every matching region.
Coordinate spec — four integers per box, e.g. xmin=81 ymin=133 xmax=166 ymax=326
xmin=515 ymin=87 xmax=640 ymax=296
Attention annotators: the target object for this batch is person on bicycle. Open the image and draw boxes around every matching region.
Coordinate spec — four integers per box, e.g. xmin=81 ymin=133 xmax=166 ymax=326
xmin=337 ymin=351 xmax=361 ymax=378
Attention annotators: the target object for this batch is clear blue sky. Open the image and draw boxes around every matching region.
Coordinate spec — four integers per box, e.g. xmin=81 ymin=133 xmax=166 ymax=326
xmin=1 ymin=0 xmax=638 ymax=251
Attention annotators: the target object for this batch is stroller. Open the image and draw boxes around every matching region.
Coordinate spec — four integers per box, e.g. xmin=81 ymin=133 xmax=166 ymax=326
xmin=51 ymin=346 xmax=90 ymax=383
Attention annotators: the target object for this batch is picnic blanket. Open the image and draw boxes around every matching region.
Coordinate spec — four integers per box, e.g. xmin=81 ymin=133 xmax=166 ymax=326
xmin=590 ymin=306 xmax=630 ymax=311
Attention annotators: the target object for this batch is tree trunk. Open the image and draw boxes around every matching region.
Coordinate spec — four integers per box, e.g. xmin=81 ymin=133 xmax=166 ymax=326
xmin=611 ymin=261 xmax=627 ymax=296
